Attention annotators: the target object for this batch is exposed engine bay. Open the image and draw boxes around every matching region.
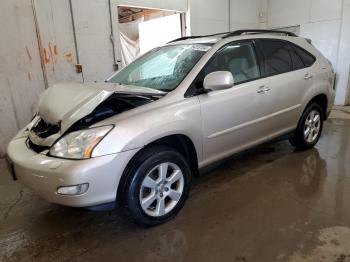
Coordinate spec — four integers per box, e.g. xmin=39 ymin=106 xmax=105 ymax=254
xmin=68 ymin=93 xmax=162 ymax=132
xmin=28 ymin=92 xmax=162 ymax=152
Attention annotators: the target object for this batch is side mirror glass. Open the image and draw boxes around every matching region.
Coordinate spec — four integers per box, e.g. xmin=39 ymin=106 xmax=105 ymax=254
xmin=203 ymin=71 xmax=234 ymax=91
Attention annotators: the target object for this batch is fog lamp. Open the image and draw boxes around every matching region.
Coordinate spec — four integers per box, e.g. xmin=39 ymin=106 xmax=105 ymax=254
xmin=57 ymin=183 xmax=89 ymax=195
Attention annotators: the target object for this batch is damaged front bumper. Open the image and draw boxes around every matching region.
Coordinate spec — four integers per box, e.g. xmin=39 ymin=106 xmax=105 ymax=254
xmin=6 ymin=137 xmax=139 ymax=207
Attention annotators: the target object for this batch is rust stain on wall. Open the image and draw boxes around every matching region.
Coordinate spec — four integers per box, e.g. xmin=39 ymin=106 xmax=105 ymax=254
xmin=48 ymin=43 xmax=55 ymax=72
xmin=28 ymin=72 xmax=32 ymax=81
xmin=63 ymin=51 xmax=73 ymax=63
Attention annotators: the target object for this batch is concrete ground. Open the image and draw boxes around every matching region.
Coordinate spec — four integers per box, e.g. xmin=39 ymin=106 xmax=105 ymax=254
xmin=1 ymin=107 xmax=350 ymax=262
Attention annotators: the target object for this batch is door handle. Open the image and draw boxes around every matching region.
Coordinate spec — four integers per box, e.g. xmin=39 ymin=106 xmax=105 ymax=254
xmin=304 ymin=73 xmax=313 ymax=80
xmin=257 ymin=86 xmax=270 ymax=94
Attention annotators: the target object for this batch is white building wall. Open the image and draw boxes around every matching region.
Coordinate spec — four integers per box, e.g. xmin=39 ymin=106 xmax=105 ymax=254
xmin=335 ymin=0 xmax=350 ymax=105
xmin=71 ymin=0 xmax=116 ymax=82
xmin=230 ymin=0 xmax=265 ymax=30
xmin=0 ymin=0 xmax=46 ymax=157
xmin=190 ymin=0 xmax=230 ymax=35
xmin=190 ymin=0 xmax=262 ymax=35
xmin=266 ymin=0 xmax=350 ymax=105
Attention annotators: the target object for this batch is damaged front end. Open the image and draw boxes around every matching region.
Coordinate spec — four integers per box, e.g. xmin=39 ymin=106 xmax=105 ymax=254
xmin=25 ymin=82 xmax=165 ymax=154
xmin=68 ymin=93 xmax=160 ymax=131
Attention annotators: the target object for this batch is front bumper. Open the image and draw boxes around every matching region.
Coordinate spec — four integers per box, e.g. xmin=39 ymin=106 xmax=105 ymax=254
xmin=7 ymin=137 xmax=139 ymax=207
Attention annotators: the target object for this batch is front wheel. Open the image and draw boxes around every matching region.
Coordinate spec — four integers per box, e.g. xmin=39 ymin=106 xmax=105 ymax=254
xmin=289 ymin=103 xmax=324 ymax=150
xmin=123 ymin=146 xmax=192 ymax=227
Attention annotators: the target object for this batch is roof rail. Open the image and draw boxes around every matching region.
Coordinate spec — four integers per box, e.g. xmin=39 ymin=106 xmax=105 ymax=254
xmin=168 ymin=32 xmax=231 ymax=43
xmin=168 ymin=36 xmax=203 ymax=43
xmin=168 ymin=29 xmax=297 ymax=44
xmin=223 ymin=29 xmax=297 ymax=38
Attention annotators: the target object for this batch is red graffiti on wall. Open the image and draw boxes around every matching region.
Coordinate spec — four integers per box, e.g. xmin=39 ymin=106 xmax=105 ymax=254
xmin=43 ymin=48 xmax=50 ymax=64
xmin=42 ymin=42 xmax=59 ymax=67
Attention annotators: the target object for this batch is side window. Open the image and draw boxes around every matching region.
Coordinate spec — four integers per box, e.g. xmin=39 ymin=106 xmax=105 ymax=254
xmin=203 ymin=41 xmax=260 ymax=84
xmin=291 ymin=44 xmax=316 ymax=67
xmin=257 ymin=39 xmax=293 ymax=77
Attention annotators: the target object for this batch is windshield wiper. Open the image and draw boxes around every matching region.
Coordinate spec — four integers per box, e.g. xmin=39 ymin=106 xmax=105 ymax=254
xmin=114 ymin=93 xmax=165 ymax=100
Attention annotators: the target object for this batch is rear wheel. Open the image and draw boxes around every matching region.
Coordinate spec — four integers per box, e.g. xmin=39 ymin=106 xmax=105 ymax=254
xmin=123 ymin=146 xmax=191 ymax=227
xmin=289 ymin=103 xmax=324 ymax=150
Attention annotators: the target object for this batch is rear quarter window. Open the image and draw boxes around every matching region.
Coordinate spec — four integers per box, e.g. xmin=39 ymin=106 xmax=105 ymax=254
xmin=290 ymin=44 xmax=316 ymax=67
xmin=288 ymin=45 xmax=305 ymax=70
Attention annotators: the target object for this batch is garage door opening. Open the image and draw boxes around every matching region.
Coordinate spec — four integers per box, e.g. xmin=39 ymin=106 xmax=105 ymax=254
xmin=118 ymin=6 xmax=184 ymax=67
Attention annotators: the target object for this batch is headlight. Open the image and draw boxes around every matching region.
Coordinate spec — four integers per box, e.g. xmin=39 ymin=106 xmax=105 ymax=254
xmin=49 ymin=125 xmax=113 ymax=159
xmin=15 ymin=115 xmax=40 ymax=139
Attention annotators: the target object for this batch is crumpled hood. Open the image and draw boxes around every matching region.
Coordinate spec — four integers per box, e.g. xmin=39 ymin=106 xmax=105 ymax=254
xmin=38 ymin=82 xmax=164 ymax=132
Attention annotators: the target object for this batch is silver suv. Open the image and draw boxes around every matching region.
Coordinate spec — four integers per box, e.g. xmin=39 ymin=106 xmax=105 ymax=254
xmin=7 ymin=30 xmax=335 ymax=226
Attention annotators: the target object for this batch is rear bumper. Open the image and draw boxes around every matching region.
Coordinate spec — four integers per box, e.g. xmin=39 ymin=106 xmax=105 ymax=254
xmin=6 ymin=137 xmax=139 ymax=207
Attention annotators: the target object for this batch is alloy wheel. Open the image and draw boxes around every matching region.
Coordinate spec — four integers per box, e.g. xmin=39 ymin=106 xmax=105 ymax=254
xmin=139 ymin=162 xmax=184 ymax=217
xmin=304 ymin=110 xmax=321 ymax=143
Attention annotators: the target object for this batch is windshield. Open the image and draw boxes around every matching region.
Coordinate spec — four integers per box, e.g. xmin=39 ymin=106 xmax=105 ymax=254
xmin=109 ymin=44 xmax=212 ymax=92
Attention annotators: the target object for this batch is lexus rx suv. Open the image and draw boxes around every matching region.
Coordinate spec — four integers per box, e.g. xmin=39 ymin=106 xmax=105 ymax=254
xmin=7 ymin=30 xmax=335 ymax=226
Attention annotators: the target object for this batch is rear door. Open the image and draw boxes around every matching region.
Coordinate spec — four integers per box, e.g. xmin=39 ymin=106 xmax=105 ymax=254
xmin=255 ymin=39 xmax=316 ymax=133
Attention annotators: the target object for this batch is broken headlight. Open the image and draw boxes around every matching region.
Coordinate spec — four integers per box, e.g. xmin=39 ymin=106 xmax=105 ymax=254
xmin=49 ymin=125 xmax=113 ymax=159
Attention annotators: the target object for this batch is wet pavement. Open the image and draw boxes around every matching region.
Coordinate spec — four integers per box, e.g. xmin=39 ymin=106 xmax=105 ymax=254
xmin=1 ymin=116 xmax=350 ymax=262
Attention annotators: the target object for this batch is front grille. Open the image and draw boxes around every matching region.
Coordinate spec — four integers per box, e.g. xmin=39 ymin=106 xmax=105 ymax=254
xmin=27 ymin=139 xmax=50 ymax=154
xmin=31 ymin=118 xmax=60 ymax=138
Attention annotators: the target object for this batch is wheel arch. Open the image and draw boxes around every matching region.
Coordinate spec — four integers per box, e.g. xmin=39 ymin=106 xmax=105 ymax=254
xmin=116 ymin=134 xmax=198 ymax=203
xmin=305 ymin=94 xmax=328 ymax=120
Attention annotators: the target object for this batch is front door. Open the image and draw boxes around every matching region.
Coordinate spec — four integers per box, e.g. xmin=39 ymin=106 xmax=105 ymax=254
xmin=197 ymin=41 xmax=273 ymax=165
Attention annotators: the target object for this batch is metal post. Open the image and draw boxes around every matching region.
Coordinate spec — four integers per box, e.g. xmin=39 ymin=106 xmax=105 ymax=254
xmin=228 ymin=0 xmax=231 ymax=32
xmin=69 ymin=0 xmax=84 ymax=79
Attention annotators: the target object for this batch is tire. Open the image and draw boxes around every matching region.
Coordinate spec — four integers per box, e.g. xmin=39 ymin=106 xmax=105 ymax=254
xmin=289 ymin=103 xmax=324 ymax=150
xmin=123 ymin=146 xmax=192 ymax=227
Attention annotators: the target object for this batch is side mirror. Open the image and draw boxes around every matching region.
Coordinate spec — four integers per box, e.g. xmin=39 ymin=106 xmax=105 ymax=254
xmin=203 ymin=71 xmax=234 ymax=91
